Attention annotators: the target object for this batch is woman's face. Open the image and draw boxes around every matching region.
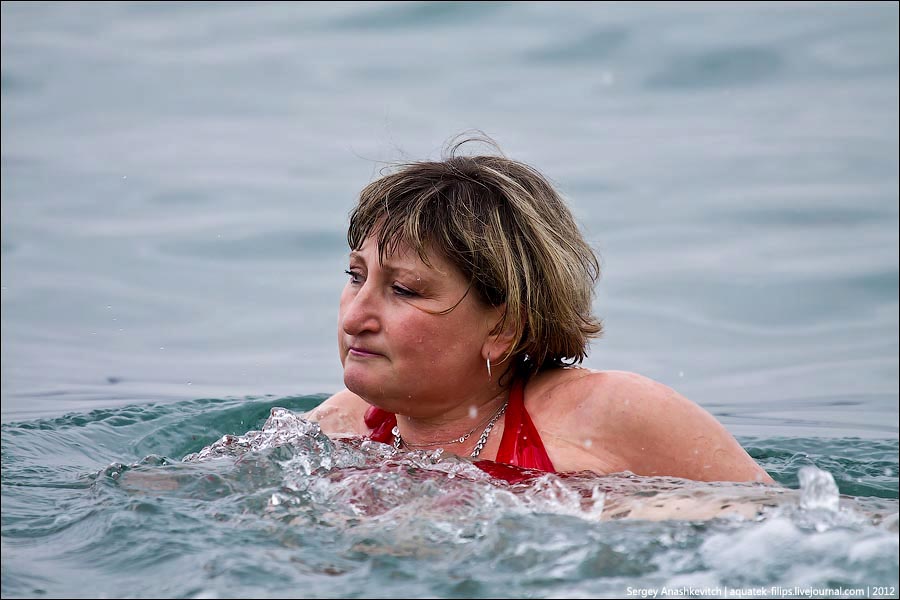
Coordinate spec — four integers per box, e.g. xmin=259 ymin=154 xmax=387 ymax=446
xmin=338 ymin=236 xmax=500 ymax=416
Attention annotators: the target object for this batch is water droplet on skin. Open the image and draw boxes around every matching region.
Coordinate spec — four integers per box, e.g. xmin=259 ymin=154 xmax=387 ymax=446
xmin=468 ymin=406 xmax=478 ymax=419
xmin=583 ymin=439 xmax=592 ymax=448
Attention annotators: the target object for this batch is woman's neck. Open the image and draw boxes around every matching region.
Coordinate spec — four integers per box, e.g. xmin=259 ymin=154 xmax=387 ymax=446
xmin=393 ymin=388 xmax=509 ymax=454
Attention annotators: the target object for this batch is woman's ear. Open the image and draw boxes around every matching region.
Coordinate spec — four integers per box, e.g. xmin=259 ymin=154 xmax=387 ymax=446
xmin=481 ymin=305 xmax=517 ymax=364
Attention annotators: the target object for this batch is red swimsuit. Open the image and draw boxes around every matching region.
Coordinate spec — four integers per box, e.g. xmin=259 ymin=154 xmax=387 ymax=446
xmin=364 ymin=379 xmax=555 ymax=483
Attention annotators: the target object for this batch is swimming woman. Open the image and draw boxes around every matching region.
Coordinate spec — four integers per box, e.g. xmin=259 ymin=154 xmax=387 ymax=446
xmin=307 ymin=134 xmax=774 ymax=486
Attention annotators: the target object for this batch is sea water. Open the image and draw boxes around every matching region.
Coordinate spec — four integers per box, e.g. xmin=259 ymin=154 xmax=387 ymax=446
xmin=2 ymin=2 xmax=897 ymax=597
xmin=2 ymin=399 xmax=897 ymax=598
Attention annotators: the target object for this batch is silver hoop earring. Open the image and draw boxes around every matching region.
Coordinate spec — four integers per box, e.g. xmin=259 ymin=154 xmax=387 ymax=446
xmin=486 ymin=355 xmax=492 ymax=380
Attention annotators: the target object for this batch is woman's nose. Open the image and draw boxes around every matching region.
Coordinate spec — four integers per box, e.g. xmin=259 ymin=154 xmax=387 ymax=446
xmin=341 ymin=282 xmax=381 ymax=335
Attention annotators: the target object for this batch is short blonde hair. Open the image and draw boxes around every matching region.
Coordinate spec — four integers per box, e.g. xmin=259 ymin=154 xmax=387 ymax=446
xmin=348 ymin=135 xmax=602 ymax=383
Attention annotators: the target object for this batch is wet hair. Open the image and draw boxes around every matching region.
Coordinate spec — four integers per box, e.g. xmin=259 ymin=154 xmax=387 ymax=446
xmin=347 ymin=133 xmax=603 ymax=384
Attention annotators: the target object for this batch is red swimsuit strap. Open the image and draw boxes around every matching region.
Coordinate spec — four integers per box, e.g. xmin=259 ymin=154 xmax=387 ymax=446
xmin=493 ymin=378 xmax=556 ymax=472
xmin=364 ymin=405 xmax=396 ymax=444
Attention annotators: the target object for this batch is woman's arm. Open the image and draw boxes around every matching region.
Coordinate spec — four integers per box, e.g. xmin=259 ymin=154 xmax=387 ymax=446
xmin=304 ymin=388 xmax=371 ymax=437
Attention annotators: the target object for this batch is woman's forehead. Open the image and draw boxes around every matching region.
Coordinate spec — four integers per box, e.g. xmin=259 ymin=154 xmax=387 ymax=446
xmin=351 ymin=237 xmax=456 ymax=277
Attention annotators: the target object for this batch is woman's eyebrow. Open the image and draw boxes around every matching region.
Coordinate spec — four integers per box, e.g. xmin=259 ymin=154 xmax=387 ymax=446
xmin=349 ymin=251 xmax=431 ymax=280
xmin=384 ymin=264 xmax=430 ymax=280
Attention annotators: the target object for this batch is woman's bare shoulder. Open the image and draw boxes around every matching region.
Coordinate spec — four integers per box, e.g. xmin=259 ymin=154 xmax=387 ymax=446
xmin=305 ymin=389 xmax=372 ymax=437
xmin=529 ymin=369 xmax=773 ymax=483
xmin=526 ymin=368 xmax=646 ymax=414
xmin=534 ymin=368 xmax=704 ymax=421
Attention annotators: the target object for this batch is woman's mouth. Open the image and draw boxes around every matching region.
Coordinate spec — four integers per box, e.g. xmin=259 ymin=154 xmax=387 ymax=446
xmin=348 ymin=347 xmax=384 ymax=358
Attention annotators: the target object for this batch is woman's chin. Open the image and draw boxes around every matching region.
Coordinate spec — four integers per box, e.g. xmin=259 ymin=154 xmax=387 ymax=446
xmin=343 ymin=368 xmax=383 ymax=400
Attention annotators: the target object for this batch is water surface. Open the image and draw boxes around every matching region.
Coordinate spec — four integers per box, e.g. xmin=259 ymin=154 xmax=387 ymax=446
xmin=2 ymin=2 xmax=897 ymax=597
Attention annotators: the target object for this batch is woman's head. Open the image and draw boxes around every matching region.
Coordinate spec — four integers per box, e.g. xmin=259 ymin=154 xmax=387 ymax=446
xmin=342 ymin=135 xmax=603 ymax=395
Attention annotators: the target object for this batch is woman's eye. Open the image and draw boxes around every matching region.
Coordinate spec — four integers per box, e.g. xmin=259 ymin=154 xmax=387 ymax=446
xmin=345 ymin=270 xmax=416 ymax=297
xmin=392 ymin=285 xmax=418 ymax=298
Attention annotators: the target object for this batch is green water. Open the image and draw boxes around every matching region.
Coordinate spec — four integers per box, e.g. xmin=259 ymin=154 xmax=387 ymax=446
xmin=2 ymin=397 xmax=897 ymax=598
